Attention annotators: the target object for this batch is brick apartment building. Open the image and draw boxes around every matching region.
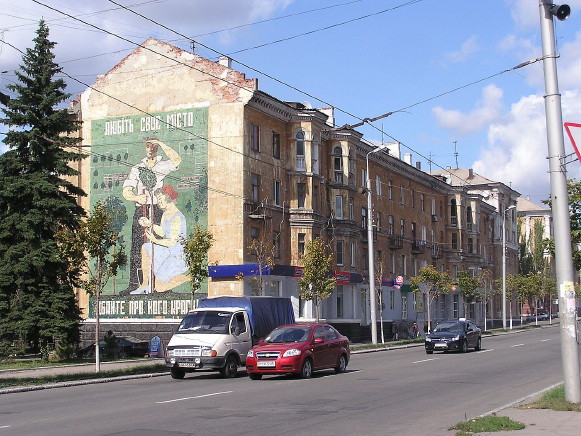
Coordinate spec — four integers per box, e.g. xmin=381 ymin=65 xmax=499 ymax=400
xmin=71 ymin=38 xmax=520 ymax=343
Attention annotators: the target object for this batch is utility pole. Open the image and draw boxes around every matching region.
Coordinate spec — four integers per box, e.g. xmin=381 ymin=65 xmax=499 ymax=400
xmin=538 ymin=0 xmax=580 ymax=404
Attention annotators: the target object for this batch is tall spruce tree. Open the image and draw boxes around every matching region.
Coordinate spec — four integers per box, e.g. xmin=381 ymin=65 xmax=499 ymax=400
xmin=0 ymin=21 xmax=86 ymax=354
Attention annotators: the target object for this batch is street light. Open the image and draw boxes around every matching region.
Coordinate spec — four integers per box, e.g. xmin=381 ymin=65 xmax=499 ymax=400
xmin=502 ymin=205 xmax=515 ymax=330
xmin=366 ymin=143 xmax=389 ymax=344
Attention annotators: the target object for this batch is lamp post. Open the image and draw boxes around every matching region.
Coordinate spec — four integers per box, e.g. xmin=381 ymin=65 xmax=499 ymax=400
xmin=502 ymin=205 xmax=515 ymax=330
xmin=539 ymin=0 xmax=580 ymax=403
xmin=366 ymin=144 xmax=389 ymax=344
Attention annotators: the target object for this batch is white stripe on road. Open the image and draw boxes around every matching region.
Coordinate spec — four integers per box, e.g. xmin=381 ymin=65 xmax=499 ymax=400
xmin=0 ymin=426 xmax=10 ymax=429
xmin=477 ymin=349 xmax=494 ymax=353
xmin=510 ymin=344 xmax=524 ymax=348
xmin=540 ymin=339 xmax=551 ymax=342
xmin=413 ymin=358 xmax=439 ymax=363
xmin=157 ymin=390 xmax=232 ymax=404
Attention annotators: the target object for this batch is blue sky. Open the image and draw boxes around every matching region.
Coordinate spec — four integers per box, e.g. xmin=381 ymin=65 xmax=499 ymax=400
xmin=2 ymin=0 xmax=581 ymax=204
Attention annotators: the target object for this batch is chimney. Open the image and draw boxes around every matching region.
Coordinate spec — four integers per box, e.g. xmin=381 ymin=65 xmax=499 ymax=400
xmin=468 ymin=168 xmax=474 ymax=179
xmin=404 ymin=153 xmax=412 ymax=165
xmin=415 ymin=161 xmax=421 ymax=170
xmin=218 ymin=56 xmax=232 ymax=68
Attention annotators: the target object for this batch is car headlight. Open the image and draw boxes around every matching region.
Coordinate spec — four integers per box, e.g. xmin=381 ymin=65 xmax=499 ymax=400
xmin=425 ymin=337 xmax=432 ymax=342
xmin=283 ymin=348 xmax=302 ymax=357
xmin=167 ymin=349 xmax=175 ymax=357
xmin=247 ymin=349 xmax=254 ymax=358
xmin=201 ymin=347 xmax=212 ymax=357
xmin=452 ymin=335 xmax=460 ymax=341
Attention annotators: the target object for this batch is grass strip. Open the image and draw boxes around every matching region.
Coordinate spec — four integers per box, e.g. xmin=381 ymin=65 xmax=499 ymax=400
xmin=0 ymin=364 xmax=166 ymax=389
xmin=450 ymin=415 xmax=525 ymax=433
xmin=522 ymin=385 xmax=581 ymax=412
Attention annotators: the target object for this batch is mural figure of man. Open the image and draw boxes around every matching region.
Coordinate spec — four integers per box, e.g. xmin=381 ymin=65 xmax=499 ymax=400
xmin=120 ymin=138 xmax=181 ymax=295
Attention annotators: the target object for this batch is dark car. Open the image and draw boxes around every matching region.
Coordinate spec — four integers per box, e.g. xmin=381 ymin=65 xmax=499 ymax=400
xmin=81 ymin=336 xmax=149 ymax=358
xmin=245 ymin=323 xmax=350 ymax=380
xmin=424 ymin=319 xmax=481 ymax=354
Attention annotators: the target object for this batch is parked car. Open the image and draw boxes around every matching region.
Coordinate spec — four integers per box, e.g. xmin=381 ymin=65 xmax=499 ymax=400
xmin=245 ymin=323 xmax=350 ymax=380
xmin=424 ymin=319 xmax=481 ymax=354
xmin=81 ymin=336 xmax=149 ymax=358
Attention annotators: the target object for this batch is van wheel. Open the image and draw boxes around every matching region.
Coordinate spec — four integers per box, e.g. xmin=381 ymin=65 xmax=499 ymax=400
xmin=170 ymin=367 xmax=186 ymax=379
xmin=220 ymin=355 xmax=238 ymax=378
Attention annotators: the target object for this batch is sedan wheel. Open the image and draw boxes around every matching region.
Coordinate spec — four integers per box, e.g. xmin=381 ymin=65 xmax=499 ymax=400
xmin=334 ymin=355 xmax=347 ymax=373
xmin=461 ymin=340 xmax=468 ymax=353
xmin=475 ymin=337 xmax=482 ymax=351
xmin=249 ymin=373 xmax=263 ymax=380
xmin=299 ymin=359 xmax=313 ymax=379
xmin=425 ymin=349 xmax=433 ymax=355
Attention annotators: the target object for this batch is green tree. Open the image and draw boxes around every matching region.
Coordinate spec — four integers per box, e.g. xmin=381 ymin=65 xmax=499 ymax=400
xmin=58 ymin=199 xmax=126 ymax=371
xmin=410 ymin=265 xmax=453 ymax=332
xmin=299 ymin=238 xmax=335 ymax=322
xmin=0 ymin=21 xmax=86 ymax=355
xmin=181 ymin=224 xmax=214 ymax=305
xmin=478 ymin=269 xmax=497 ymax=331
xmin=456 ymin=270 xmax=480 ymax=318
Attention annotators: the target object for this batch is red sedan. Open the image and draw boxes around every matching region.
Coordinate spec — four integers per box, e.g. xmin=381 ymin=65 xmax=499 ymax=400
xmin=245 ymin=323 xmax=350 ymax=380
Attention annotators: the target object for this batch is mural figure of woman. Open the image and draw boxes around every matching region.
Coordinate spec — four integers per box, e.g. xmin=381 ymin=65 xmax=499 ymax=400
xmin=131 ymin=185 xmax=188 ymax=294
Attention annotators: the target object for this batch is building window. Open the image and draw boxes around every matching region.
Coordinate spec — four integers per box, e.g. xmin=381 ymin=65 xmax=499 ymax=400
xmin=453 ymin=294 xmax=459 ymax=319
xmin=376 ymin=211 xmax=382 ymax=233
xmin=376 ymin=175 xmax=382 ymax=196
xmin=362 ymin=207 xmax=367 ymax=229
xmin=361 ymin=168 xmax=367 ymax=188
xmin=468 ymin=238 xmax=473 ymax=253
xmin=272 ymin=132 xmax=280 ymax=159
xmin=388 ymin=180 xmax=393 ymax=200
xmin=390 ymin=252 xmax=395 ymax=274
xmin=250 ymin=227 xmax=260 ymax=240
xmin=313 ymin=184 xmax=319 ymax=210
xmin=388 ymin=215 xmax=394 ymax=235
xmin=268 ymin=280 xmax=281 ymax=297
xmin=349 ymin=197 xmax=354 ymax=220
xmin=421 ymin=194 xmax=425 ymax=212
xmin=466 ymin=206 xmax=473 ymax=231
xmin=333 ymin=146 xmax=343 ymax=183
xmin=401 ymin=254 xmax=407 ymax=275
xmin=402 ymin=294 xmax=407 ymax=319
xmin=336 ymin=240 xmax=344 ymax=266
xmin=250 ymin=123 xmax=260 ymax=151
xmin=298 ymin=233 xmax=306 ymax=256
xmin=400 ymin=186 xmax=405 ymax=205
xmin=273 ymin=180 xmax=281 ymax=206
xmin=431 ymin=198 xmax=436 ymax=215
xmin=335 ymin=195 xmax=344 ymax=219
xmin=451 ymin=198 xmax=458 ymax=226
xmin=390 ymin=290 xmax=395 ymax=310
xmin=400 ymin=219 xmax=405 ymax=236
xmin=350 ymin=242 xmax=356 ymax=267
xmin=410 ymin=190 xmax=415 ymax=208
xmin=312 ymin=133 xmax=319 ymax=174
xmin=451 ymin=233 xmax=458 ymax=250
xmin=273 ymin=232 xmax=280 ymax=258
xmin=297 ymin=183 xmax=306 ymax=208
xmin=250 ymin=173 xmax=260 ymax=203
xmin=296 ymin=131 xmax=305 ymax=171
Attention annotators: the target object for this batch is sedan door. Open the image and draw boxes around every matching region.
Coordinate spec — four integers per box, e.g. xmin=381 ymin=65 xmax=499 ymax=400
xmin=311 ymin=326 xmax=331 ymax=369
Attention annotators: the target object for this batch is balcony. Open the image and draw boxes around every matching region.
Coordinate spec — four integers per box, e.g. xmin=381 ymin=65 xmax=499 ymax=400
xmin=431 ymin=245 xmax=443 ymax=259
xmin=411 ymin=239 xmax=425 ymax=254
xmin=388 ymin=234 xmax=404 ymax=249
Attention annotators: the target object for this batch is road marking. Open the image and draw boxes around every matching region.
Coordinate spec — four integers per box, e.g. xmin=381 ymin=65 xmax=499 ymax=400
xmin=0 ymin=426 xmax=10 ymax=429
xmin=510 ymin=344 xmax=524 ymax=348
xmin=413 ymin=358 xmax=439 ymax=363
xmin=157 ymin=390 xmax=232 ymax=404
xmin=540 ymin=339 xmax=551 ymax=342
xmin=477 ymin=349 xmax=494 ymax=353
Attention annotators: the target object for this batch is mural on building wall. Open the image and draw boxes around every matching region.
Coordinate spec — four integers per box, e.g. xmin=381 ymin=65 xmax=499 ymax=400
xmin=88 ymin=108 xmax=208 ymax=318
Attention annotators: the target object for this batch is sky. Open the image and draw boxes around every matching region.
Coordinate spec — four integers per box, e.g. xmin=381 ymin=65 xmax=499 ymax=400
xmin=1 ymin=0 xmax=581 ymax=205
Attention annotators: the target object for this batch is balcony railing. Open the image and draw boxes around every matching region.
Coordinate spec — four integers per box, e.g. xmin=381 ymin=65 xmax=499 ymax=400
xmin=296 ymin=156 xmax=306 ymax=172
xmin=388 ymin=234 xmax=404 ymax=249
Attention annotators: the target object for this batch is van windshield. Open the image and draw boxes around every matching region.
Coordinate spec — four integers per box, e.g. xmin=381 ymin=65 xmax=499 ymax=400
xmin=177 ymin=311 xmax=232 ymax=334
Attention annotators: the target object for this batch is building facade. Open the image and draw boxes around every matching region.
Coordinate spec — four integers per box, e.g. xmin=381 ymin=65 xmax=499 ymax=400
xmin=73 ymin=39 xmax=519 ymax=343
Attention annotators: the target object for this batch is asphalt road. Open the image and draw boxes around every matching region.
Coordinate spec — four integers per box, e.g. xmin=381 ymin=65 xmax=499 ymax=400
xmin=0 ymin=327 xmax=566 ymax=436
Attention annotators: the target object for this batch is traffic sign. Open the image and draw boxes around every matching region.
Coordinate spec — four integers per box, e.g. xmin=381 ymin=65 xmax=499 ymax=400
xmin=395 ymin=275 xmax=404 ymax=285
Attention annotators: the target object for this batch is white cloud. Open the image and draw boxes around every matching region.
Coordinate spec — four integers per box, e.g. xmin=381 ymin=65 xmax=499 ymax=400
xmin=432 ymin=84 xmax=504 ymax=135
xmin=472 ymin=89 xmax=581 ymax=201
xmin=445 ymin=35 xmax=480 ymax=63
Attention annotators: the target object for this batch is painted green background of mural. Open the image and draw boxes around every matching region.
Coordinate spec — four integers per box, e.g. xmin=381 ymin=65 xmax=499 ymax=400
xmin=90 ymin=108 xmax=209 ymax=298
